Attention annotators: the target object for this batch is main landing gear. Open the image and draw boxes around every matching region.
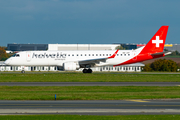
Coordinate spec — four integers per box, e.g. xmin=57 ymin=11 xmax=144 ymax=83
xmin=82 ymin=68 xmax=92 ymax=73
xmin=21 ymin=70 xmax=25 ymax=74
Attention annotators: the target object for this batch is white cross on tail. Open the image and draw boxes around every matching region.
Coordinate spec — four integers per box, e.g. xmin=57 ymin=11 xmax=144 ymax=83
xmin=152 ymin=36 xmax=163 ymax=47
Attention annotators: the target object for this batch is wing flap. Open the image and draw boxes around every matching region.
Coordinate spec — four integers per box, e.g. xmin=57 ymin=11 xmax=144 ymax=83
xmin=79 ymin=58 xmax=107 ymax=65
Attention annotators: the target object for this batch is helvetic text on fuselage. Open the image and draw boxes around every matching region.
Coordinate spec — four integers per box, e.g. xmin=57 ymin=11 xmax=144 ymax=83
xmin=32 ymin=53 xmax=66 ymax=59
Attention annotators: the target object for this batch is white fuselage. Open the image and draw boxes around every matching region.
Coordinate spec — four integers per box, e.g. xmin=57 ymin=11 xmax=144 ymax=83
xmin=4 ymin=48 xmax=142 ymax=68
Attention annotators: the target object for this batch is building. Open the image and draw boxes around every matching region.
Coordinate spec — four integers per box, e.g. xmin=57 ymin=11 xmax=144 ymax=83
xmin=7 ymin=44 xmax=48 ymax=52
xmin=114 ymin=43 xmax=137 ymax=50
xmin=7 ymin=43 xmax=180 ymax=52
xmin=48 ymin=44 xmax=118 ymax=51
xmin=164 ymin=44 xmax=180 ymax=52
xmin=136 ymin=44 xmax=180 ymax=53
xmin=0 ymin=61 xmax=144 ymax=72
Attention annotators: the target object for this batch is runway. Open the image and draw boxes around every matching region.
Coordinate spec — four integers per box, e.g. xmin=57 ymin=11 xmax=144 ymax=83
xmin=0 ymin=82 xmax=180 ymax=86
xmin=1 ymin=100 xmax=180 ymax=115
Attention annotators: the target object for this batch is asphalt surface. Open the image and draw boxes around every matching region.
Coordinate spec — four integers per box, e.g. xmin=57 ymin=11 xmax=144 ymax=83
xmin=0 ymin=82 xmax=180 ymax=86
xmin=1 ymin=100 xmax=180 ymax=115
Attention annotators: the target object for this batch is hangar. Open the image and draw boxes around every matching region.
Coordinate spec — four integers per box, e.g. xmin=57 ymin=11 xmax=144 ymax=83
xmin=48 ymin=44 xmax=118 ymax=51
xmin=7 ymin=43 xmax=137 ymax=51
xmin=7 ymin=44 xmax=48 ymax=52
xmin=164 ymin=44 xmax=180 ymax=52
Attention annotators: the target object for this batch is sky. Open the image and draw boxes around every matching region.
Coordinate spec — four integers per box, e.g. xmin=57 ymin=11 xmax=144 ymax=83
xmin=0 ymin=0 xmax=180 ymax=46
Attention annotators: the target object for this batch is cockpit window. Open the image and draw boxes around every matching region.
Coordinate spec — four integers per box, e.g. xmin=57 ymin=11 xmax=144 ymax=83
xmin=12 ymin=54 xmax=20 ymax=57
xmin=12 ymin=54 xmax=16 ymax=57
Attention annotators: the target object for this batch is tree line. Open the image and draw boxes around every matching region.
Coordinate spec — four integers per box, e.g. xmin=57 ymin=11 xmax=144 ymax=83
xmin=164 ymin=49 xmax=180 ymax=56
xmin=0 ymin=47 xmax=9 ymax=61
xmin=143 ymin=59 xmax=179 ymax=72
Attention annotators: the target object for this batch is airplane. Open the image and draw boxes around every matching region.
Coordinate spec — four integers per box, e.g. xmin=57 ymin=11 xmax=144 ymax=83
xmin=4 ymin=26 xmax=171 ymax=73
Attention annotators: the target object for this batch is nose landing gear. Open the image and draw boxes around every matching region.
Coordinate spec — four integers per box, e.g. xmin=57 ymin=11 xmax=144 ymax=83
xmin=82 ymin=68 xmax=92 ymax=73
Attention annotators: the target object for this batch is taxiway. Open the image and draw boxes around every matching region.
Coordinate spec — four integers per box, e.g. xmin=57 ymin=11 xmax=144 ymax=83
xmin=0 ymin=100 xmax=180 ymax=115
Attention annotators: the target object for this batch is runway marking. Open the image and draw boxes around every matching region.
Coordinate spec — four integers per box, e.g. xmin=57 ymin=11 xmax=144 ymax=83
xmin=126 ymin=100 xmax=149 ymax=102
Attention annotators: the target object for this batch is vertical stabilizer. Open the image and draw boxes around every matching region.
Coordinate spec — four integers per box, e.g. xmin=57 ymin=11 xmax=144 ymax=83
xmin=140 ymin=26 xmax=169 ymax=54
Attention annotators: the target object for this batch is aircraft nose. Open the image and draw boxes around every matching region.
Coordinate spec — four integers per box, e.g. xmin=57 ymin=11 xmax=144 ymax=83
xmin=4 ymin=59 xmax=11 ymax=65
xmin=4 ymin=60 xmax=8 ymax=65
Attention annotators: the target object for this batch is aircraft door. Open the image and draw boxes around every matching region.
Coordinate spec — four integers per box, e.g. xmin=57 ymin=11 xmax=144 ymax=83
xmin=26 ymin=52 xmax=31 ymax=62
xmin=132 ymin=50 xmax=137 ymax=60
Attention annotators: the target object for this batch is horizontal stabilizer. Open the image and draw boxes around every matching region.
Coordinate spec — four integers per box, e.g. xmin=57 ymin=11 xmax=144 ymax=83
xmin=151 ymin=51 xmax=172 ymax=56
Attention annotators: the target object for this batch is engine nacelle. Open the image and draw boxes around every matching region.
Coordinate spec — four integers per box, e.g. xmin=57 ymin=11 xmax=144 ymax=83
xmin=63 ymin=62 xmax=80 ymax=71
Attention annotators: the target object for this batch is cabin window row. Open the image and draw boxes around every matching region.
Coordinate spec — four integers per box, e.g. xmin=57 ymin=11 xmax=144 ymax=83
xmin=66 ymin=54 xmax=130 ymax=57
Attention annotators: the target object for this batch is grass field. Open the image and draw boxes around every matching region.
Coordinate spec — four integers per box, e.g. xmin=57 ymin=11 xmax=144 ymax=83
xmin=0 ymin=115 xmax=180 ymax=120
xmin=0 ymin=86 xmax=180 ymax=100
xmin=1 ymin=72 xmax=180 ymax=100
xmin=165 ymin=55 xmax=180 ymax=58
xmin=0 ymin=72 xmax=180 ymax=82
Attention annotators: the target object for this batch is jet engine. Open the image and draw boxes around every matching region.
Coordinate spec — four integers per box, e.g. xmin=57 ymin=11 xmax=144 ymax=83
xmin=63 ymin=62 xmax=80 ymax=71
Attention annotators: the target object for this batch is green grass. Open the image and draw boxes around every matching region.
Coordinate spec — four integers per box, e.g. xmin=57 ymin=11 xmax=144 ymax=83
xmin=0 ymin=115 xmax=180 ymax=120
xmin=0 ymin=86 xmax=180 ymax=100
xmin=165 ymin=55 xmax=180 ymax=58
xmin=0 ymin=72 xmax=180 ymax=82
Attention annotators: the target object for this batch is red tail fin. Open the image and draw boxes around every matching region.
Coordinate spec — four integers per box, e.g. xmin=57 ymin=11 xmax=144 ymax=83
xmin=140 ymin=26 xmax=169 ymax=54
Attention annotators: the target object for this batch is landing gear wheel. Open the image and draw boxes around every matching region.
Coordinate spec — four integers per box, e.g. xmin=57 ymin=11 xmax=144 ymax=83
xmin=83 ymin=69 xmax=88 ymax=73
xmin=82 ymin=69 xmax=92 ymax=73
xmin=87 ymin=69 xmax=92 ymax=73
xmin=21 ymin=70 xmax=25 ymax=74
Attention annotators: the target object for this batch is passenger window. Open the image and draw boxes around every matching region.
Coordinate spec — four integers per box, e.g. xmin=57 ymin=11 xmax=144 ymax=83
xmin=16 ymin=54 xmax=20 ymax=57
xmin=106 ymin=54 xmax=108 ymax=56
xmin=72 ymin=54 xmax=74 ymax=56
xmin=128 ymin=54 xmax=130 ymax=56
xmin=96 ymin=54 xmax=98 ymax=56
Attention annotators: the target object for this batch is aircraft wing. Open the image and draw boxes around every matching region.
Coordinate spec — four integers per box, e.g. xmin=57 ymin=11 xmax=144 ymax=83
xmin=78 ymin=50 xmax=119 ymax=67
xmin=79 ymin=58 xmax=107 ymax=65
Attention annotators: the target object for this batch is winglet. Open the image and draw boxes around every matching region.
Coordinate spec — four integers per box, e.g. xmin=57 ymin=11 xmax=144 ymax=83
xmin=108 ymin=50 xmax=119 ymax=59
